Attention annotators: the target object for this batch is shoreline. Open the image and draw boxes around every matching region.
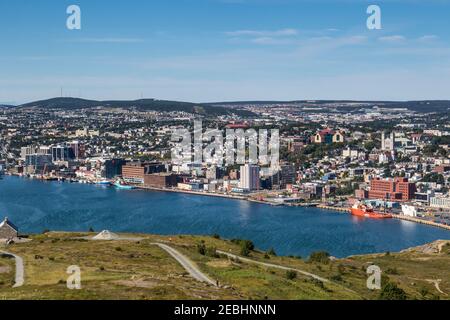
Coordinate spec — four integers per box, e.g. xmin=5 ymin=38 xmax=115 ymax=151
xmin=317 ymin=204 xmax=450 ymax=231
xmin=5 ymin=173 xmax=450 ymax=232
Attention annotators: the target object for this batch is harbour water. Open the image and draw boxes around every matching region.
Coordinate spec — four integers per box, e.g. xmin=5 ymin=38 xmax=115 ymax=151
xmin=1 ymin=175 xmax=449 ymax=258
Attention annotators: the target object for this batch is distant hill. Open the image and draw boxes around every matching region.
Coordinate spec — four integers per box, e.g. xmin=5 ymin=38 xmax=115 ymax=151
xmin=211 ymin=100 xmax=450 ymax=113
xmin=0 ymin=104 xmax=15 ymax=108
xmin=17 ymin=97 xmax=255 ymax=117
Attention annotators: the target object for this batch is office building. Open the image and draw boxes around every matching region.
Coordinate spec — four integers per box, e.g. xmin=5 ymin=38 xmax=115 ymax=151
xmin=239 ymin=164 xmax=260 ymax=191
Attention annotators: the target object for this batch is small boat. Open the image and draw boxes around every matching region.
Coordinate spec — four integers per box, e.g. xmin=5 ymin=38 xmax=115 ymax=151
xmin=95 ymin=180 xmax=111 ymax=186
xmin=114 ymin=180 xmax=136 ymax=190
xmin=350 ymin=202 xmax=392 ymax=219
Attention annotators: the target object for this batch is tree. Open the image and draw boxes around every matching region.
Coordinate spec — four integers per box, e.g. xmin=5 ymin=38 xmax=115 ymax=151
xmin=240 ymin=244 xmax=251 ymax=257
xmin=378 ymin=282 xmax=407 ymax=300
xmin=232 ymin=239 xmax=255 ymax=257
xmin=308 ymin=251 xmax=331 ymax=264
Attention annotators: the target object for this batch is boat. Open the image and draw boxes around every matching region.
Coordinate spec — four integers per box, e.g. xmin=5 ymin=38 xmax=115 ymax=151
xmin=114 ymin=180 xmax=136 ymax=190
xmin=95 ymin=180 xmax=111 ymax=186
xmin=350 ymin=202 xmax=392 ymax=219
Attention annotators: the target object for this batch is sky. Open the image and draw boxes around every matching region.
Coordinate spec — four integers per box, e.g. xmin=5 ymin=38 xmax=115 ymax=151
xmin=1 ymin=0 xmax=450 ymax=104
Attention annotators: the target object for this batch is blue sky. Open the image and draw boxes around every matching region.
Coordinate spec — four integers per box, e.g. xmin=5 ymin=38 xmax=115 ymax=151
xmin=1 ymin=0 xmax=450 ymax=103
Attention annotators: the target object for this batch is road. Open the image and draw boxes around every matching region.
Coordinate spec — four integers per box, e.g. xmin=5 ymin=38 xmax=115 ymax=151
xmin=0 ymin=251 xmax=24 ymax=287
xmin=217 ymin=250 xmax=329 ymax=283
xmin=152 ymin=243 xmax=217 ymax=286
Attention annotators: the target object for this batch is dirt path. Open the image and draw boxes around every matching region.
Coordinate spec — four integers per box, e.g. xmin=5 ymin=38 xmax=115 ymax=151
xmin=426 ymin=279 xmax=447 ymax=295
xmin=217 ymin=250 xmax=329 ymax=282
xmin=152 ymin=243 xmax=217 ymax=286
xmin=0 ymin=251 xmax=24 ymax=287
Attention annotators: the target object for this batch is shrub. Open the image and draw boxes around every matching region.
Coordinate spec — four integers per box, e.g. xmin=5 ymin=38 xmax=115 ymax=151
xmin=240 ymin=244 xmax=250 ymax=257
xmin=311 ymin=278 xmax=325 ymax=290
xmin=420 ymin=287 xmax=429 ymax=299
xmin=231 ymin=239 xmax=255 ymax=257
xmin=205 ymin=246 xmax=219 ymax=258
xmin=212 ymin=234 xmax=220 ymax=239
xmin=231 ymin=239 xmax=255 ymax=251
xmin=331 ymin=274 xmax=343 ymax=282
xmin=286 ymin=270 xmax=297 ymax=280
xmin=267 ymin=248 xmax=277 ymax=256
xmin=197 ymin=243 xmax=207 ymax=256
xmin=385 ymin=267 xmax=399 ymax=275
xmin=378 ymin=282 xmax=407 ymax=300
xmin=337 ymin=264 xmax=346 ymax=275
xmin=115 ymin=247 xmax=122 ymax=252
xmin=308 ymin=251 xmax=330 ymax=264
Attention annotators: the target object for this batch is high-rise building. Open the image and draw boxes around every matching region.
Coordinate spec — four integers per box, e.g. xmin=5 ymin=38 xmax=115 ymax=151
xmin=206 ymin=166 xmax=225 ymax=180
xmin=25 ymin=154 xmax=52 ymax=167
xmin=280 ymin=164 xmax=296 ymax=188
xmin=239 ymin=164 xmax=260 ymax=191
xmin=51 ymin=145 xmax=75 ymax=162
xmin=68 ymin=141 xmax=85 ymax=159
xmin=104 ymin=159 xmax=127 ymax=179
xmin=20 ymin=146 xmax=36 ymax=160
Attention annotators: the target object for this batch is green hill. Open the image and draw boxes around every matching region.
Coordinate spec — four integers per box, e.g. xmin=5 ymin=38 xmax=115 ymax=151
xmin=1 ymin=232 xmax=448 ymax=300
xmin=17 ymin=97 xmax=255 ymax=117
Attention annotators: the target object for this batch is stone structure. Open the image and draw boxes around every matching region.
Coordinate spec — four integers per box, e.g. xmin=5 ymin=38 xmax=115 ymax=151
xmin=0 ymin=217 xmax=18 ymax=239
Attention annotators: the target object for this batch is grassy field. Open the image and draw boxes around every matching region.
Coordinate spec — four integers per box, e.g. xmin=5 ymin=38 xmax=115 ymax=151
xmin=0 ymin=232 xmax=449 ymax=300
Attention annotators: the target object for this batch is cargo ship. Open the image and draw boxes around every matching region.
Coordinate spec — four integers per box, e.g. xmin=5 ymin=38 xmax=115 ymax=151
xmin=350 ymin=202 xmax=393 ymax=219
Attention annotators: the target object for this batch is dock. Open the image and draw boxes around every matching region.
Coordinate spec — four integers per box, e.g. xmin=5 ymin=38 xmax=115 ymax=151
xmin=392 ymin=215 xmax=450 ymax=231
xmin=317 ymin=205 xmax=450 ymax=231
xmin=316 ymin=205 xmax=350 ymax=213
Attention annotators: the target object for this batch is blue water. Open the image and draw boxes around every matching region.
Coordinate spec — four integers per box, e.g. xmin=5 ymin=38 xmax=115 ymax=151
xmin=0 ymin=176 xmax=449 ymax=257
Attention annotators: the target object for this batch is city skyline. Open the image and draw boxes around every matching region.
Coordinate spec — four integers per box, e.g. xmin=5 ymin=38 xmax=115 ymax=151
xmin=1 ymin=0 xmax=450 ymax=104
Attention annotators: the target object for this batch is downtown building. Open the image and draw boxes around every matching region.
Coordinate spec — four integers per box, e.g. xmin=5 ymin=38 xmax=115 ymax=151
xmin=368 ymin=177 xmax=416 ymax=202
xmin=239 ymin=164 xmax=260 ymax=191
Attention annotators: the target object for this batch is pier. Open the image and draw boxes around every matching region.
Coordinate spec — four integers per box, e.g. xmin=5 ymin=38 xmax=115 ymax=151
xmin=316 ymin=205 xmax=350 ymax=213
xmin=392 ymin=215 xmax=450 ymax=231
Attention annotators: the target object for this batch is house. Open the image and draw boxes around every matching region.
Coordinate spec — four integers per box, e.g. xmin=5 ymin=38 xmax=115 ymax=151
xmin=0 ymin=217 xmax=19 ymax=239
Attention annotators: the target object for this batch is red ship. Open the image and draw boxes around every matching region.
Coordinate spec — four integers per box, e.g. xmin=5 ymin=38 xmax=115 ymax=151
xmin=350 ymin=202 xmax=393 ymax=219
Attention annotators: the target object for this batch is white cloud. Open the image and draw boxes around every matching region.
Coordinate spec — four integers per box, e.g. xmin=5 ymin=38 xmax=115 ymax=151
xmin=417 ymin=35 xmax=439 ymax=42
xmin=225 ymin=28 xmax=298 ymax=37
xmin=378 ymin=35 xmax=406 ymax=43
xmin=250 ymin=37 xmax=294 ymax=45
xmin=69 ymin=38 xmax=145 ymax=43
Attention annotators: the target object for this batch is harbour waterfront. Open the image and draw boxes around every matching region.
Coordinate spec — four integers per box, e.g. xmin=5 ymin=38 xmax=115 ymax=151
xmin=1 ymin=176 xmax=449 ymax=258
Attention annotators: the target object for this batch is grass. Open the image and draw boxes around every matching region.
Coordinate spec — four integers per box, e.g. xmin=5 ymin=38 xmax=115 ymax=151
xmin=0 ymin=232 xmax=448 ymax=300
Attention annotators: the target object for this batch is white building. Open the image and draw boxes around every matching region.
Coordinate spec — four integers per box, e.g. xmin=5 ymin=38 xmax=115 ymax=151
xmin=430 ymin=197 xmax=450 ymax=209
xmin=402 ymin=205 xmax=418 ymax=217
xmin=239 ymin=164 xmax=260 ymax=191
